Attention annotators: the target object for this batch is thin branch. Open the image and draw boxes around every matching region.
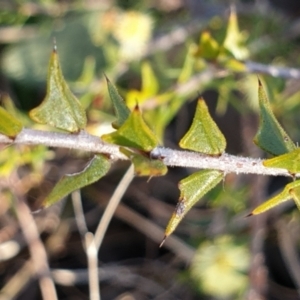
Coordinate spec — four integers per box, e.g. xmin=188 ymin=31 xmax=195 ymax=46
xmin=72 ymin=191 xmax=100 ymax=300
xmin=0 ymin=261 xmax=32 ymax=300
xmin=85 ymin=232 xmax=100 ymax=300
xmin=94 ymin=164 xmax=135 ymax=250
xmin=150 ymin=147 xmax=293 ymax=177
xmin=245 ymin=61 xmax=300 ymax=79
xmin=14 ymin=193 xmax=58 ymax=300
xmin=72 ymin=190 xmax=88 ymax=238
xmin=0 ymin=129 xmax=295 ymax=178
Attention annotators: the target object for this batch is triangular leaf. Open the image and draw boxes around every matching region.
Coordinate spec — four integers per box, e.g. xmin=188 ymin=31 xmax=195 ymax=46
xmin=164 ymin=170 xmax=223 ymax=239
xmin=250 ymin=180 xmax=300 ymax=215
xmin=0 ymin=106 xmax=22 ymax=137
xmin=102 ymin=105 xmax=159 ymax=152
xmin=254 ymin=80 xmax=296 ymax=156
xmin=194 ymin=31 xmax=220 ymax=60
xmin=223 ymin=6 xmax=249 ymax=60
xmin=141 ymin=62 xmax=159 ymax=97
xmin=121 ymin=148 xmax=167 ymax=177
xmin=30 ymin=48 xmax=87 ymax=132
xmin=105 ymin=75 xmax=130 ymax=129
xmin=180 ymin=98 xmax=226 ymax=155
xmin=43 ymin=155 xmax=110 ymax=207
xmin=263 ymin=148 xmax=300 ymax=174
xmin=126 ymin=62 xmax=159 ymax=109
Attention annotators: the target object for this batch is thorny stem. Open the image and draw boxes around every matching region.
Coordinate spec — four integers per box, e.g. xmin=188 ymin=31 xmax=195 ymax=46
xmin=0 ymin=128 xmax=295 ymax=178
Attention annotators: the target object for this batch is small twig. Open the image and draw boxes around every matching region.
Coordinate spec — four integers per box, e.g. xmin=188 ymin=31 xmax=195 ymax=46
xmin=0 ymin=129 xmax=295 ymax=178
xmin=94 ymin=164 xmax=135 ymax=250
xmin=85 ymin=232 xmax=100 ymax=300
xmin=72 ymin=191 xmax=100 ymax=300
xmin=72 ymin=190 xmax=88 ymax=238
xmin=245 ymin=61 xmax=300 ymax=79
xmin=51 ymin=265 xmax=165 ymax=295
xmin=14 ymin=193 xmax=58 ymax=300
xmin=0 ymin=261 xmax=32 ymax=300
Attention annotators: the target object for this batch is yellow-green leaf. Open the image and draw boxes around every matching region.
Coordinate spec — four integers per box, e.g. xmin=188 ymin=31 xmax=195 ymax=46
xmin=43 ymin=155 xmax=110 ymax=207
xmin=250 ymin=180 xmax=300 ymax=215
xmin=102 ymin=105 xmax=159 ymax=152
xmin=164 ymin=170 xmax=223 ymax=240
xmin=254 ymin=80 xmax=296 ymax=156
xmin=180 ymin=98 xmax=226 ymax=155
xmin=121 ymin=148 xmax=167 ymax=177
xmin=105 ymin=75 xmax=130 ymax=129
xmin=126 ymin=62 xmax=159 ymax=108
xmin=30 ymin=48 xmax=87 ymax=132
xmin=223 ymin=7 xmax=249 ymax=60
xmin=263 ymin=148 xmax=300 ymax=174
xmin=141 ymin=62 xmax=159 ymax=97
xmin=194 ymin=31 xmax=220 ymax=60
xmin=0 ymin=106 xmax=22 ymax=137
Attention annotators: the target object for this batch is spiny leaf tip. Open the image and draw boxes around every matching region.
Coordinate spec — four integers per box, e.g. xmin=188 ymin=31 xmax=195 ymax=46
xmin=159 ymin=236 xmax=167 ymax=248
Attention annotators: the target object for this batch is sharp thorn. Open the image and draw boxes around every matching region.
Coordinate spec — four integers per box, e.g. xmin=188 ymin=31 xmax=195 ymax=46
xmin=159 ymin=235 xmax=167 ymax=248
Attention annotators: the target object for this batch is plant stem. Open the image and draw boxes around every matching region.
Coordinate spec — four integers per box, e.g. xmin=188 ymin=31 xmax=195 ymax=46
xmin=0 ymin=128 xmax=295 ymax=177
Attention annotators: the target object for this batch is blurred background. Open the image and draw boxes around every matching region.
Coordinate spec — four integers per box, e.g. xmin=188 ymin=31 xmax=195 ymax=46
xmin=1 ymin=0 xmax=300 ymax=299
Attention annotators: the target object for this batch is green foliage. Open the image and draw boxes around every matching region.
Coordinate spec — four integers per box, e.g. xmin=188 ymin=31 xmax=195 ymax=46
xmin=179 ymin=98 xmax=226 ymax=155
xmin=121 ymin=148 xmax=167 ymax=177
xmin=263 ymin=148 xmax=300 ymax=174
xmin=164 ymin=170 xmax=223 ymax=239
xmin=254 ymin=80 xmax=296 ymax=156
xmin=1 ymin=6 xmax=300 ymax=252
xmin=4 ymin=4 xmax=300 ymax=300
xmin=105 ymin=75 xmax=130 ymax=129
xmin=30 ymin=48 xmax=87 ymax=132
xmin=102 ymin=104 xmax=159 ymax=152
xmin=0 ymin=106 xmax=22 ymax=137
xmin=43 ymin=155 xmax=110 ymax=207
xmin=223 ymin=8 xmax=249 ymax=60
xmin=250 ymin=180 xmax=300 ymax=215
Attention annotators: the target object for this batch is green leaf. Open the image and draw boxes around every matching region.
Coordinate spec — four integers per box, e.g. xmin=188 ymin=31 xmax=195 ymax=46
xmin=105 ymin=75 xmax=130 ymax=129
xmin=30 ymin=48 xmax=87 ymax=132
xmin=223 ymin=7 xmax=249 ymax=60
xmin=254 ymin=79 xmax=296 ymax=156
xmin=0 ymin=106 xmax=22 ymax=137
xmin=250 ymin=180 xmax=300 ymax=215
xmin=126 ymin=62 xmax=159 ymax=108
xmin=164 ymin=170 xmax=223 ymax=239
xmin=141 ymin=62 xmax=159 ymax=97
xmin=121 ymin=148 xmax=167 ymax=177
xmin=180 ymin=98 xmax=226 ymax=155
xmin=102 ymin=105 xmax=159 ymax=152
xmin=194 ymin=31 xmax=220 ymax=60
xmin=43 ymin=155 xmax=110 ymax=207
xmin=178 ymin=44 xmax=196 ymax=83
xmin=263 ymin=148 xmax=300 ymax=174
